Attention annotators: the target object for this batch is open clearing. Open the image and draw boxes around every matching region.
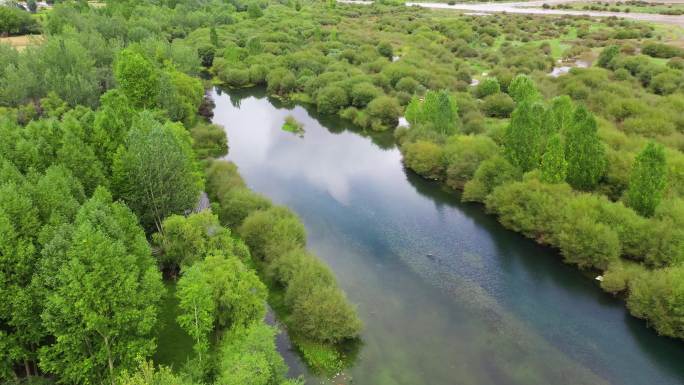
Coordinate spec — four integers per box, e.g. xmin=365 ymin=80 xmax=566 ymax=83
xmin=0 ymin=35 xmax=43 ymax=51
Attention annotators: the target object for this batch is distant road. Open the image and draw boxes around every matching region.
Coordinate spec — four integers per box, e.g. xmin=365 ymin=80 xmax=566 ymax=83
xmin=339 ymin=0 xmax=684 ymax=27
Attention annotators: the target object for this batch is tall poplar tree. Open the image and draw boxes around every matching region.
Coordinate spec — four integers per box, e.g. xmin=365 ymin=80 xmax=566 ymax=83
xmin=504 ymin=101 xmax=542 ymax=172
xmin=565 ymin=106 xmax=606 ymax=190
xmin=626 ymin=142 xmax=667 ymax=217
xmin=540 ymin=134 xmax=568 ymax=184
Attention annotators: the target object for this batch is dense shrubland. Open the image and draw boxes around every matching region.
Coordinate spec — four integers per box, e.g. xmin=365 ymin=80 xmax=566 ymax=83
xmin=204 ymin=0 xmax=683 ymax=340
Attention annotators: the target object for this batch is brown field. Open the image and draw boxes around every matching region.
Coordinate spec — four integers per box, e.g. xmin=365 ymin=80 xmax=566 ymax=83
xmin=0 ymin=35 xmax=43 ymax=51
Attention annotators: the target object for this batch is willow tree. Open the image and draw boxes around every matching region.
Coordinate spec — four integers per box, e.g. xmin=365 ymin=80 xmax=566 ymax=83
xmin=626 ymin=142 xmax=667 ymax=217
xmin=565 ymin=106 xmax=606 ymax=190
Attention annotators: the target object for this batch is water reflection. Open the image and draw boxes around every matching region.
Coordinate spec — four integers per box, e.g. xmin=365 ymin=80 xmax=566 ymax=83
xmin=212 ymin=87 xmax=684 ymax=385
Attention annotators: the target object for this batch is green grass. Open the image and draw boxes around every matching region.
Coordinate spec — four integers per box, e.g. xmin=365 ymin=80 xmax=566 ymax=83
xmin=153 ymin=281 xmax=195 ymax=371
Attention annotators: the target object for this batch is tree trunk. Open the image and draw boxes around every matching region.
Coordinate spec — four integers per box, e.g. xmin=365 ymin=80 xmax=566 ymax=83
xmin=102 ymin=335 xmax=115 ymax=385
xmin=24 ymin=359 xmax=32 ymax=377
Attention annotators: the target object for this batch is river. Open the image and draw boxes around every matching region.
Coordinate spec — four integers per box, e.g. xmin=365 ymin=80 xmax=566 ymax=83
xmin=212 ymin=87 xmax=684 ymax=385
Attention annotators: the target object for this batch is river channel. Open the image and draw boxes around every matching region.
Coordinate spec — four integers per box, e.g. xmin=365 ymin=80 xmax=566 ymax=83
xmin=212 ymin=87 xmax=684 ymax=385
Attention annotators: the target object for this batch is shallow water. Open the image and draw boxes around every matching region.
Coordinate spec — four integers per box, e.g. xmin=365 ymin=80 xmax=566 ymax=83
xmin=212 ymin=87 xmax=684 ymax=385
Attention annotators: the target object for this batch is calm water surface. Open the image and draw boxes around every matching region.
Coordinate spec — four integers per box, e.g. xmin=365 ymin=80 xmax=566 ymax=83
xmin=212 ymin=87 xmax=684 ymax=385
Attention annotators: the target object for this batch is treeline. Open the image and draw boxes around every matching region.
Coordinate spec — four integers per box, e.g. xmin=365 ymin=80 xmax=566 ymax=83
xmin=205 ymin=160 xmax=362 ymax=373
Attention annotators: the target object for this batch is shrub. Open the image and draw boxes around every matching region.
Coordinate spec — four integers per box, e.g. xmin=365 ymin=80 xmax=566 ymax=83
xmin=190 ymin=123 xmax=228 ymax=159
xmin=401 ymin=140 xmax=444 ymax=180
xmin=474 ymin=77 xmax=500 ymax=99
xmin=558 ymin=214 xmax=621 ymax=270
xmin=217 ymin=188 xmax=272 ymax=229
xmin=366 ymin=95 xmax=401 ymax=130
xmin=317 ymin=85 xmax=348 ymax=115
xmin=239 ymin=206 xmax=307 ymax=262
xmin=350 ymin=82 xmax=381 ymax=107
xmin=481 ymin=93 xmax=515 ymax=118
xmin=642 ymin=42 xmax=684 ymax=59
xmin=485 ymin=179 xmax=572 ymax=243
xmin=442 ymin=135 xmax=498 ymax=189
xmin=290 ymin=285 xmax=362 ymax=343
xmin=395 ymin=76 xmax=419 ymax=94
xmin=462 ymin=155 xmax=521 ymax=202
xmin=205 ymin=160 xmax=245 ymax=202
xmin=627 ymin=266 xmax=684 ymax=339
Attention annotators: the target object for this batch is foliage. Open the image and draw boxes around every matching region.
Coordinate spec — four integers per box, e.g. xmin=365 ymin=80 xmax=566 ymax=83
xmin=190 ymin=122 xmax=229 ymax=159
xmin=625 ymin=142 xmax=667 ymax=217
xmin=564 ymin=106 xmax=606 ymax=190
xmin=115 ymin=49 xmax=159 ymax=109
xmin=112 ymin=113 xmax=202 ymax=233
xmin=152 ymin=211 xmax=234 ymax=271
xmin=504 ymin=101 xmax=542 ymax=172
xmin=540 ymin=134 xmax=568 ymax=184
xmin=401 ymin=140 xmax=444 ymax=180
xmin=462 ymin=155 xmax=521 ymax=202
xmin=508 ymin=74 xmax=540 ymax=103
xmin=39 ymin=188 xmax=163 ymax=384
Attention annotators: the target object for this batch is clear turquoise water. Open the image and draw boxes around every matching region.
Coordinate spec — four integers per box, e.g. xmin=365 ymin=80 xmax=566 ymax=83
xmin=212 ymin=87 xmax=684 ymax=385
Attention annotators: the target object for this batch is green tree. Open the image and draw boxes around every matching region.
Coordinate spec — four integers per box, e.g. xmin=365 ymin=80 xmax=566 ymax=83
xmin=626 ymin=142 xmax=667 ymax=217
xmin=508 ymin=74 xmax=540 ymax=103
xmin=366 ymin=95 xmax=401 ymax=130
xmin=544 ymin=95 xmax=574 ymax=135
xmin=176 ymin=264 xmax=215 ymax=365
xmin=153 ymin=211 xmax=234 ymax=272
xmin=504 ymin=101 xmax=542 ymax=172
xmin=540 ymin=134 xmax=568 ymax=184
xmin=114 ymin=49 xmax=159 ymax=109
xmin=422 ymin=90 xmax=459 ymax=135
xmin=217 ymin=323 xmax=287 ymax=385
xmin=201 ymin=254 xmax=267 ymax=329
xmin=39 ymin=188 xmax=163 ymax=385
xmin=112 ymin=113 xmax=202 ymax=233
xmin=404 ymin=95 xmax=423 ymax=125
xmin=565 ymin=106 xmax=606 ymax=190
xmin=401 ymin=140 xmax=444 ymax=180
xmin=0 ymin=181 xmax=42 ymax=379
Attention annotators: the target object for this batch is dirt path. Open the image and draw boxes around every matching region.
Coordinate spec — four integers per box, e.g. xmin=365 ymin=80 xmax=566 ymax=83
xmin=340 ymin=0 xmax=684 ymax=27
